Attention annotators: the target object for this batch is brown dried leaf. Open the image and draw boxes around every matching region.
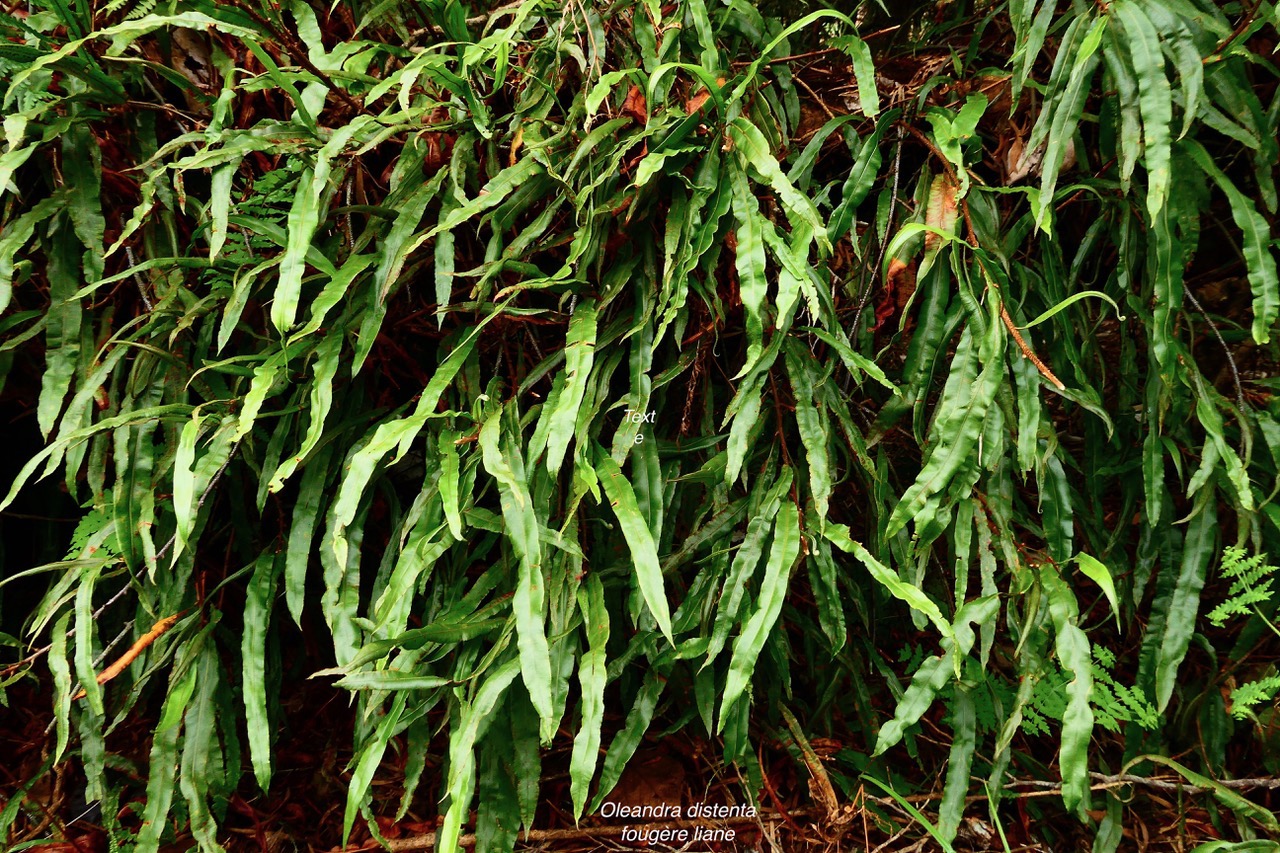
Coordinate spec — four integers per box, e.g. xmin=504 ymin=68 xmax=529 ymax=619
xmin=622 ymin=85 xmax=648 ymax=123
xmin=924 ymin=174 xmax=959 ymax=253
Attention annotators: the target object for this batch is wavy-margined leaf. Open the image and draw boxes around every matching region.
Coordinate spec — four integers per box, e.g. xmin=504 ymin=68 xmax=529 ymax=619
xmin=1034 ymin=14 xmax=1105 ymax=229
xmin=37 ymin=227 xmax=83 ymax=439
xmin=729 ymin=160 xmax=768 ymax=372
xmin=135 ymin=658 xmax=197 ymax=853
xmin=1012 ymin=0 xmax=1059 ymax=101
xmin=438 ymin=658 xmax=521 ymax=853
xmin=0 ymin=195 xmax=61 ymax=315
xmin=594 ymin=445 xmax=673 ymax=644
xmin=589 ymin=666 xmax=665 ymax=812
xmin=329 ymin=327 xmax=479 ymax=566
xmin=1038 ymin=562 xmax=1093 ymax=814
xmin=885 ymin=313 xmax=1004 ymax=538
xmin=719 ymin=500 xmax=799 ymax=728
xmin=546 ymin=299 xmax=597 ymax=475
xmin=569 ymin=574 xmax=609 ymax=820
xmin=242 ymin=552 xmax=280 ymax=790
xmin=272 ymin=121 xmax=374 ymax=334
xmin=1184 ymin=140 xmax=1279 ymax=345
xmin=1143 ymin=4 xmax=1203 ymax=141
xmin=729 ymin=117 xmax=831 ymax=254
xmin=825 ymin=523 xmax=952 ymax=641
xmin=1155 ymin=501 xmax=1217 ymax=712
xmin=785 ymin=343 xmax=831 ymax=526
xmin=833 ymin=34 xmax=879 ymax=117
xmin=938 ymin=687 xmax=976 ymax=843
xmin=828 ymin=111 xmax=895 ymax=242
xmin=1112 ymin=2 xmax=1171 ymax=219
xmin=480 ymin=407 xmax=554 ymax=738
xmin=873 ymin=653 xmax=954 ymax=755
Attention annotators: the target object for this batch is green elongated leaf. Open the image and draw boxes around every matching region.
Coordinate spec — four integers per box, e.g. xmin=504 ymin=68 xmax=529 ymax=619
xmin=438 ymin=658 xmax=522 ymax=853
xmin=285 ymin=444 xmax=331 ymax=627
xmin=1142 ymin=3 xmax=1203 ymax=141
xmin=480 ymin=407 xmax=555 ymax=739
xmin=719 ymin=500 xmax=799 ymax=728
xmin=1018 ymin=290 xmax=1127 ymax=329
xmin=207 ymin=160 xmax=237 ymax=262
xmin=589 ymin=667 xmax=665 ymax=812
xmin=1124 ymin=754 xmax=1280 ymax=833
xmin=1077 ymin=553 xmax=1121 ymax=628
xmin=1113 ymin=2 xmax=1171 ymax=219
xmin=343 ymin=693 xmax=406 ymax=844
xmin=584 ymin=70 xmax=635 ymax=118
xmin=1184 ymin=140 xmax=1279 ymax=345
xmin=1103 ymin=31 xmax=1143 ymax=190
xmin=594 ymin=445 xmax=673 ymax=644
xmin=476 ymin=735 xmax=520 ymax=853
xmin=1035 ymin=15 xmax=1105 ymax=229
xmin=292 ymin=253 xmax=375 ymax=341
xmin=1039 ymin=563 xmax=1093 ymax=814
xmin=729 ymin=117 xmax=831 ymax=254
xmin=546 ymin=300 xmax=597 ymax=474
xmin=786 ymin=344 xmax=831 ymax=527
xmin=0 ymin=404 xmax=191 ymax=515
xmin=439 ymin=430 xmax=464 ymax=540
xmin=937 ymin=687 xmax=975 ymax=843
xmin=807 ymin=536 xmax=846 ymax=654
xmin=172 ymin=413 xmax=201 ymax=561
xmin=335 ymin=672 xmax=452 ymax=690
xmin=135 ymin=661 xmax=197 ymax=853
xmin=172 ymin=414 xmax=235 ymax=565
xmin=268 ymin=331 xmax=343 ymax=491
xmin=873 ymin=654 xmax=953 ymax=755
xmin=37 ymin=227 xmax=83 ymax=438
xmin=802 ymin=327 xmax=898 ymax=393
xmin=234 ymin=350 xmax=286 ymax=441
xmin=724 ymin=370 xmax=767 ymax=486
xmin=0 ymin=196 xmax=61 ymax=315
xmin=74 ymin=560 xmax=103 ymax=716
xmin=1041 ymin=452 xmax=1073 ymax=561
xmin=273 ymin=120 xmax=372 ymax=333
xmin=1012 ymin=0 xmax=1058 ymax=101
xmin=826 ymin=524 xmax=951 ymax=640
xmin=242 ymin=552 xmax=280 ymax=791
xmin=836 ymin=35 xmax=878 ymax=117
xmin=885 ymin=315 xmax=1004 ymax=538
xmin=705 ymin=467 xmax=792 ymax=668
xmin=829 ymin=111 xmax=895 ymax=242
xmin=569 ymin=574 xmax=609 ymax=820
xmin=179 ymin=644 xmax=226 ymax=853
xmin=49 ymin=611 xmax=72 ymax=762
xmin=434 ymin=196 xmax=457 ymax=329
xmin=1155 ymin=500 xmax=1217 ymax=712
xmin=729 ymin=161 xmax=767 ymax=372
xmin=330 ymin=326 xmax=479 ymax=565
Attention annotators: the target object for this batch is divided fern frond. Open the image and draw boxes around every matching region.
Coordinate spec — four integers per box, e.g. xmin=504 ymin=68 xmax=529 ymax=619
xmin=1230 ymin=673 xmax=1280 ymax=721
xmin=1207 ymin=546 xmax=1279 ymax=628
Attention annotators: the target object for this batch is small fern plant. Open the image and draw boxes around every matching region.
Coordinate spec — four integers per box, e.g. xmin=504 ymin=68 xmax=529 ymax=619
xmin=1021 ymin=646 xmax=1160 ymax=736
xmin=1207 ymin=546 xmax=1280 ymax=720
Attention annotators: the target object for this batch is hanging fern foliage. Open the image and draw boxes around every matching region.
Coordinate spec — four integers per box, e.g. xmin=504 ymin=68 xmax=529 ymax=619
xmin=1 ymin=0 xmax=1280 ymax=850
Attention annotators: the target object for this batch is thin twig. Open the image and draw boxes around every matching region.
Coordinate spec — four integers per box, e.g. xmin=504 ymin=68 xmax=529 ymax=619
xmin=70 ymin=611 xmax=185 ymax=700
xmin=1001 ymin=305 xmax=1065 ymax=390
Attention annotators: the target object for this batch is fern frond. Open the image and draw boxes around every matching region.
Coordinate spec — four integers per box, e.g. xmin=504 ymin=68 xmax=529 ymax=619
xmin=1230 ymin=674 xmax=1280 ymax=720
